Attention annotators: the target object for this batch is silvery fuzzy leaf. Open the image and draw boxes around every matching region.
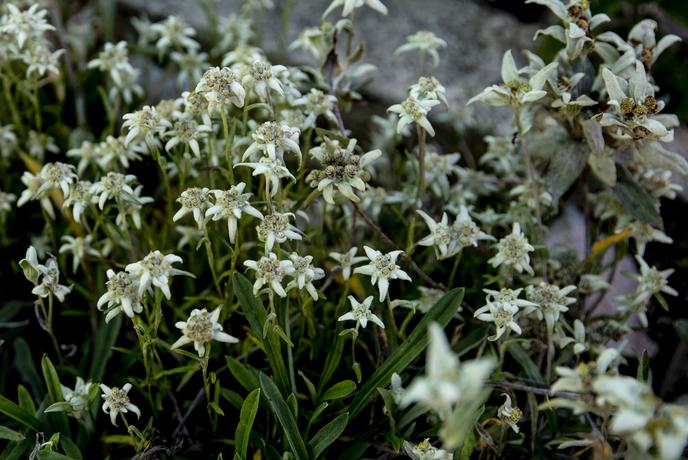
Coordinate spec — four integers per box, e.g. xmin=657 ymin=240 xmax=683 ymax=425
xmin=596 ymin=31 xmax=630 ymax=51
xmin=637 ymin=141 xmax=688 ymax=176
xmin=594 ymin=41 xmax=621 ymax=65
xmin=610 ymin=167 xmax=663 ymax=229
xmin=500 ymin=50 xmax=519 ymax=84
xmin=535 ymin=25 xmax=566 ymax=43
xmin=525 ymin=0 xmax=567 ymax=20
xmin=655 ymin=34 xmax=682 ymax=60
xmin=590 ymin=13 xmax=611 ymax=31
xmin=529 ymin=61 xmax=558 ymax=91
xmin=628 ymin=61 xmax=652 ymax=100
xmin=602 ymin=67 xmax=627 ymax=102
xmin=544 ymin=141 xmax=589 ymax=202
xmin=582 ymin=119 xmax=605 ymax=152
xmin=588 ymin=148 xmax=617 ymax=187
xmin=654 ymin=114 xmax=679 ymax=130
xmin=611 ymin=50 xmax=637 ymax=75
xmin=628 ymin=19 xmax=658 ymax=46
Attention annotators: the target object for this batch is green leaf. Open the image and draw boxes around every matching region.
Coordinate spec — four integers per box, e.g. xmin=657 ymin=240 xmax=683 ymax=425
xmin=259 ymin=373 xmax=309 ymax=460
xmin=60 ymin=437 xmax=82 ymax=460
xmin=209 ymin=401 xmax=225 ymax=416
xmin=308 ymin=402 xmax=328 ymax=426
xmin=44 ymin=402 xmax=73 ymax=413
xmin=287 ymin=393 xmax=298 ymax=419
xmin=458 ymin=426 xmax=477 ymax=460
xmin=153 ymin=364 xmax=200 ymax=380
xmin=233 ymin=274 xmax=291 ymax=395
xmin=610 ymin=167 xmax=663 ymax=229
xmin=348 ymin=288 xmax=465 ymax=419
xmin=89 ymin=315 xmax=122 ymax=380
xmin=13 ymin=339 xmax=42 ymax=398
xmin=317 ymin=335 xmax=345 ymax=393
xmin=0 ymin=425 xmax=24 ymax=442
xmin=41 ymin=356 xmax=71 ymax=437
xmin=507 ymin=342 xmax=544 ymax=383
xmin=0 ymin=393 xmax=42 ymax=432
xmin=655 ymin=293 xmax=670 ymax=312
xmin=226 ymin=356 xmax=259 ymax=392
xmin=308 ymin=413 xmax=348 ymax=458
xmin=17 ymin=385 xmax=36 ymax=415
xmin=235 ymin=388 xmax=260 ymax=460
xmin=321 ymin=380 xmax=356 ymax=401
xmin=637 ymin=349 xmax=651 ymax=384
xmin=36 ymin=452 xmax=74 ymax=460
xmin=298 ymin=371 xmax=317 ymax=402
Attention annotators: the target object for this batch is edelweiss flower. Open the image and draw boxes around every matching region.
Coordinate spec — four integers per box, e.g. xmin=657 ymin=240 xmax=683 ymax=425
xmin=323 ymin=0 xmax=387 ymax=17
xmin=403 ymin=439 xmax=451 ymax=460
xmin=597 ymin=63 xmax=674 ymax=142
xmin=488 ymin=223 xmax=535 ymax=275
xmin=236 ymin=156 xmax=295 ymax=197
xmin=59 ymin=235 xmax=100 ymax=273
xmin=401 ymin=323 xmax=494 ymax=419
xmin=121 ymin=105 xmax=171 ymax=146
xmin=354 ymin=246 xmax=411 ymax=301
xmin=171 ymin=48 xmax=209 ymax=87
xmin=525 ymin=282 xmax=576 ymax=332
xmin=630 ymin=255 xmax=677 ymax=307
xmin=125 ymin=251 xmax=192 ymax=300
xmin=306 ymin=138 xmax=381 ymax=204
xmin=395 ymin=31 xmax=447 ymax=68
xmin=100 ymin=383 xmax=140 ymax=426
xmin=528 ymin=0 xmax=610 ymax=60
xmin=32 ymin=258 xmax=72 ymax=302
xmin=150 ymin=15 xmax=199 ymax=53
xmin=114 ymin=185 xmax=153 ymax=230
xmin=94 ymin=135 xmax=144 ymax=170
xmin=164 ymin=116 xmax=211 ymax=158
xmin=195 ymin=66 xmax=246 ymax=112
xmin=287 ymin=253 xmax=325 ymax=300
xmin=244 ymin=252 xmax=295 ymax=297
xmin=410 ymin=76 xmax=448 ymax=105
xmin=0 ymin=4 xmax=55 ymax=49
xmin=329 ymin=248 xmax=367 ymax=280
xmin=388 ymin=96 xmax=440 ymax=137
xmin=171 ymin=307 xmax=238 ymax=357
xmin=417 ymin=207 xmax=493 ymax=259
xmin=497 ymin=394 xmax=522 ymax=433
xmin=0 ymin=191 xmax=16 ymax=216
xmin=97 ymin=270 xmax=143 ymax=322
xmin=468 ymin=50 xmax=557 ymax=108
xmin=256 ymin=213 xmax=302 ymax=252
xmin=242 ymin=121 xmax=301 ymax=164
xmin=338 ymin=296 xmax=384 ymax=329
xmin=293 ymin=89 xmax=338 ymax=128
xmin=627 ymin=221 xmax=672 ymax=256
xmin=90 ymin=173 xmax=137 ymax=209
xmin=0 ymin=124 xmax=18 ymax=159
xmin=205 ymin=183 xmax=262 ymax=243
xmin=241 ymin=60 xmax=287 ymax=100
xmin=87 ymin=41 xmax=133 ymax=87
xmin=37 ymin=162 xmax=77 ymax=197
xmin=18 ymin=171 xmax=55 ymax=219
xmin=59 ymin=377 xmax=92 ymax=419
xmin=173 ymin=187 xmax=211 ymax=229
xmin=24 ymin=46 xmax=64 ymax=79
xmin=474 ymin=288 xmax=534 ymax=340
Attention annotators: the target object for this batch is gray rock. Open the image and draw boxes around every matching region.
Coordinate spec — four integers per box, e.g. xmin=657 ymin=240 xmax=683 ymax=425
xmin=118 ymin=0 xmax=538 ymax=129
